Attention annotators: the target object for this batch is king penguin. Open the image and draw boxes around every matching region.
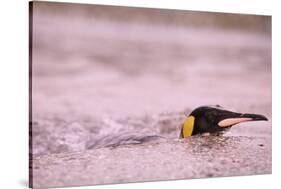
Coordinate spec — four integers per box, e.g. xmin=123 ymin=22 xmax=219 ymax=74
xmin=180 ymin=105 xmax=268 ymax=138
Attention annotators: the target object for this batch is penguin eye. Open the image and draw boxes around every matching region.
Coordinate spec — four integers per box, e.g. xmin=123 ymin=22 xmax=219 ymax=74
xmin=205 ymin=111 xmax=217 ymax=126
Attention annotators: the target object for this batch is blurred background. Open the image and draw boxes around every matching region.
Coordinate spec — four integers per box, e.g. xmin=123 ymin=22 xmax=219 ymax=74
xmin=31 ymin=1 xmax=271 ymax=155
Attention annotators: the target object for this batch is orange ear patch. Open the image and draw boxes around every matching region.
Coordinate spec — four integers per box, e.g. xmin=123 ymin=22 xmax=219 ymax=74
xmin=182 ymin=116 xmax=195 ymax=138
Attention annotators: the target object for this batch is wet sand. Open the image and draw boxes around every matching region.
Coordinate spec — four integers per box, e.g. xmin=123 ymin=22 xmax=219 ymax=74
xmin=30 ymin=2 xmax=271 ymax=188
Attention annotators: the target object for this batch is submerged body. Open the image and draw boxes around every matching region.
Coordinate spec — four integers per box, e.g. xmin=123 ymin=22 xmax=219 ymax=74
xmin=88 ymin=105 xmax=268 ymax=149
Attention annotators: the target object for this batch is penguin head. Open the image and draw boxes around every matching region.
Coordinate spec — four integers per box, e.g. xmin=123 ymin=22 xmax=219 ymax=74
xmin=180 ymin=105 xmax=268 ymax=138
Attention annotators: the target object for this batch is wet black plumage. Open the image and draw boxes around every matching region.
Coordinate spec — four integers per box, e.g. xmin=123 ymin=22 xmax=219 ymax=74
xmin=180 ymin=105 xmax=268 ymax=138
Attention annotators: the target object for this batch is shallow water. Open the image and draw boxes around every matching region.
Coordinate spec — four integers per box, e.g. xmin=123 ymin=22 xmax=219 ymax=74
xmin=30 ymin=4 xmax=271 ymax=188
xmin=32 ymin=136 xmax=271 ymax=188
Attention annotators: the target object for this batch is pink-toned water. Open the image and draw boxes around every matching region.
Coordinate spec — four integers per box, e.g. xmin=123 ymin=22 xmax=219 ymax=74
xmin=30 ymin=3 xmax=271 ymax=188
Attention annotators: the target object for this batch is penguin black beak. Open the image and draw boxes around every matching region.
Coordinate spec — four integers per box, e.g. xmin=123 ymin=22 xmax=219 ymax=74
xmin=240 ymin=113 xmax=268 ymax=121
xmin=217 ymin=112 xmax=268 ymax=128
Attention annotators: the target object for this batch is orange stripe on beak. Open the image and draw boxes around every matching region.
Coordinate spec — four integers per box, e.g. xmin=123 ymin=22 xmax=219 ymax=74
xmin=218 ymin=118 xmax=253 ymax=127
